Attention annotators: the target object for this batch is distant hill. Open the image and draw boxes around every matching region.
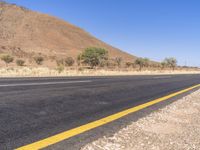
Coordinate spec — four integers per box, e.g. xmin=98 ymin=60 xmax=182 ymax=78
xmin=0 ymin=2 xmax=136 ymax=66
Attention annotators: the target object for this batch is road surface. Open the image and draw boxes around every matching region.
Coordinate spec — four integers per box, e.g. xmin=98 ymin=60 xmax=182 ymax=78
xmin=0 ymin=74 xmax=200 ymax=149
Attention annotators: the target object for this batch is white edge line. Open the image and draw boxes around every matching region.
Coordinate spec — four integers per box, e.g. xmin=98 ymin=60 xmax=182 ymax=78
xmin=0 ymin=80 xmax=92 ymax=87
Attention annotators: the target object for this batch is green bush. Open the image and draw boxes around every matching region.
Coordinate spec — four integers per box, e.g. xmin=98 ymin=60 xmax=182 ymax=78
xmin=34 ymin=56 xmax=44 ymax=65
xmin=16 ymin=59 xmax=25 ymax=66
xmin=0 ymin=54 xmax=14 ymax=66
xmin=65 ymin=57 xmax=74 ymax=66
xmin=80 ymin=47 xmax=108 ymax=68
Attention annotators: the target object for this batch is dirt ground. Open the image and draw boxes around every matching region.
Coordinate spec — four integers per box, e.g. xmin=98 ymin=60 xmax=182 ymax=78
xmin=82 ymin=89 xmax=200 ymax=150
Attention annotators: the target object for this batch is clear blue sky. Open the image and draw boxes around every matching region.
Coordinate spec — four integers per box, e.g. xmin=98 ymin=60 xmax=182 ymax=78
xmin=6 ymin=0 xmax=200 ymax=66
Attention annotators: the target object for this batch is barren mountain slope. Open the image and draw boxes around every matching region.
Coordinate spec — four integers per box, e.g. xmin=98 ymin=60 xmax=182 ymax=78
xmin=0 ymin=2 xmax=136 ymax=66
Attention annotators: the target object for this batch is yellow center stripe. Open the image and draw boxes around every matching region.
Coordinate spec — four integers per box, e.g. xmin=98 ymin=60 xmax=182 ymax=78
xmin=16 ymin=84 xmax=200 ymax=150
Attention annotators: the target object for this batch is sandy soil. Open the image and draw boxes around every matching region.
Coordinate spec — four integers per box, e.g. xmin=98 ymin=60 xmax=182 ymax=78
xmin=82 ymin=89 xmax=200 ymax=150
xmin=0 ymin=67 xmax=199 ymax=77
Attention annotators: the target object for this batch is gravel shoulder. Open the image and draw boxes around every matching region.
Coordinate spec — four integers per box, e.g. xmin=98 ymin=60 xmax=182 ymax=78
xmin=82 ymin=89 xmax=200 ymax=150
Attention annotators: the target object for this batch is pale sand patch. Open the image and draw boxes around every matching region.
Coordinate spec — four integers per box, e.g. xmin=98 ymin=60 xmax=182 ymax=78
xmin=140 ymin=122 xmax=183 ymax=134
xmin=173 ymin=108 xmax=199 ymax=115
xmin=161 ymin=115 xmax=190 ymax=124
xmin=82 ymin=90 xmax=200 ymax=150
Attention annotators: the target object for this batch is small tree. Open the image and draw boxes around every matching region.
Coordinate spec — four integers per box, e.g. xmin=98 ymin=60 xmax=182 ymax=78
xmin=16 ymin=59 xmax=25 ymax=66
xmin=115 ymin=57 xmax=122 ymax=68
xmin=163 ymin=57 xmax=177 ymax=70
xmin=80 ymin=47 xmax=108 ymax=68
xmin=65 ymin=57 xmax=74 ymax=67
xmin=0 ymin=54 xmax=14 ymax=66
xmin=135 ymin=58 xmax=150 ymax=71
xmin=144 ymin=58 xmax=150 ymax=68
xmin=56 ymin=59 xmax=64 ymax=66
xmin=77 ymin=54 xmax=82 ymax=66
xmin=161 ymin=61 xmax=167 ymax=69
xmin=150 ymin=62 xmax=160 ymax=70
xmin=125 ymin=62 xmax=132 ymax=68
xmin=34 ymin=56 xmax=44 ymax=65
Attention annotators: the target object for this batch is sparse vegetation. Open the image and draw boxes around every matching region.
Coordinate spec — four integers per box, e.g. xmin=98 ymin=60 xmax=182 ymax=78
xmin=115 ymin=57 xmax=123 ymax=68
xmin=105 ymin=59 xmax=116 ymax=68
xmin=80 ymin=47 xmax=108 ymax=68
xmin=56 ymin=65 xmax=64 ymax=73
xmin=144 ymin=58 xmax=150 ymax=68
xmin=56 ymin=59 xmax=64 ymax=66
xmin=135 ymin=58 xmax=150 ymax=71
xmin=77 ymin=54 xmax=82 ymax=66
xmin=0 ymin=3 xmax=198 ymax=76
xmin=163 ymin=57 xmax=177 ymax=70
xmin=0 ymin=54 xmax=14 ymax=66
xmin=0 ymin=49 xmax=183 ymax=74
xmin=65 ymin=57 xmax=74 ymax=67
xmin=16 ymin=59 xmax=25 ymax=66
xmin=34 ymin=56 xmax=44 ymax=65
xmin=126 ymin=62 xmax=133 ymax=68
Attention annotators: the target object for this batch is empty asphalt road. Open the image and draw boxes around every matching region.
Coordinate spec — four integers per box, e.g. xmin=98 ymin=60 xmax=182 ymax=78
xmin=0 ymin=74 xmax=200 ymax=149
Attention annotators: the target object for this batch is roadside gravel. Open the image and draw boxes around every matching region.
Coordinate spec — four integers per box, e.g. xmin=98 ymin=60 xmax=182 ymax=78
xmin=82 ymin=89 xmax=200 ymax=150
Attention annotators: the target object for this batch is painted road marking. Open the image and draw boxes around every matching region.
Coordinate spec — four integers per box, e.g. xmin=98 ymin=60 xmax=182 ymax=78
xmin=16 ymin=84 xmax=200 ymax=150
xmin=153 ymin=76 xmax=172 ymax=79
xmin=0 ymin=80 xmax=92 ymax=87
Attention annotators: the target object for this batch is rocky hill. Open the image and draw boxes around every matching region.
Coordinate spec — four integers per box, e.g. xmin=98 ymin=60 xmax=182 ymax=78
xmin=0 ymin=1 xmax=136 ymax=67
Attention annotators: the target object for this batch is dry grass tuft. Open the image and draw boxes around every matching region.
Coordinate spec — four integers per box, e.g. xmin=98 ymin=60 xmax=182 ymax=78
xmin=0 ymin=67 xmax=199 ymax=77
